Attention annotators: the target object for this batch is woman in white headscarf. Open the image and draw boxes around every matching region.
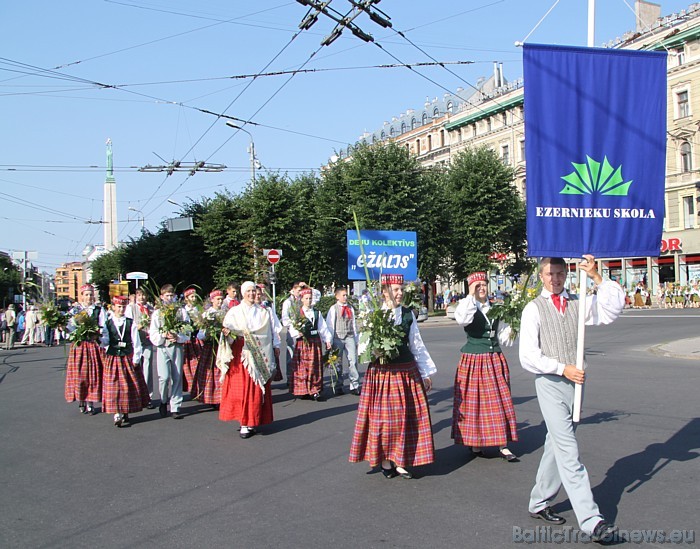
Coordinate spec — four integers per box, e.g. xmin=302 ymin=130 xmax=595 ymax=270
xmin=219 ymin=281 xmax=280 ymax=439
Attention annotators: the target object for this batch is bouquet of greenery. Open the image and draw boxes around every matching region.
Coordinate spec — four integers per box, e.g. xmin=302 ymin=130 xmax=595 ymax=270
xmin=195 ymin=308 xmax=226 ymax=345
xmin=68 ymin=310 xmax=101 ymax=346
xmin=486 ymin=267 xmax=541 ymax=341
xmin=290 ymin=305 xmax=313 ymax=340
xmin=137 ymin=310 xmax=151 ymax=331
xmin=324 ymin=346 xmax=341 ymax=390
xmin=40 ymin=301 xmax=67 ymax=330
xmin=158 ymin=301 xmax=193 ymax=345
xmin=357 ymin=307 xmax=405 ymax=364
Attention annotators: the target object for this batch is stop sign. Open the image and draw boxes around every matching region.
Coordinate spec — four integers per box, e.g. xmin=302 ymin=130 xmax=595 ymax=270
xmin=267 ymin=249 xmax=281 ymax=264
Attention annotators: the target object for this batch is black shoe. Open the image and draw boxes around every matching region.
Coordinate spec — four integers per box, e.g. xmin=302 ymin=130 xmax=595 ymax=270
xmin=350 ymin=387 xmax=361 ymax=396
xmin=158 ymin=403 xmax=168 ymax=418
xmin=591 ymin=521 xmax=617 ymax=543
xmin=381 ymin=466 xmax=398 ymax=479
xmin=171 ymin=411 xmax=183 ymax=420
xmin=471 ymin=447 xmax=484 ymax=457
xmin=114 ymin=415 xmax=123 ymax=428
xmin=79 ymin=402 xmax=87 ymax=414
xmin=529 ymin=507 xmax=566 ymax=525
xmin=499 ymin=448 xmax=520 ymax=463
xmin=312 ymin=393 xmax=326 ymax=402
xmin=334 ymin=387 xmax=345 ymax=396
xmin=146 ymin=401 xmax=157 ymax=410
xmin=121 ymin=414 xmax=131 ymax=427
xmin=87 ymin=406 xmax=97 ymax=416
xmin=239 ymin=427 xmax=256 ymax=439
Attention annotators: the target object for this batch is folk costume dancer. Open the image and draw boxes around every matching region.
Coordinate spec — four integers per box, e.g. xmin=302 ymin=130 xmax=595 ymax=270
xmin=349 ymin=274 xmax=436 ymax=479
xmin=220 ymin=281 xmax=279 ymax=439
xmin=182 ymin=287 xmax=202 ymax=394
xmin=325 ymin=288 xmax=361 ymax=396
xmin=222 ymin=283 xmax=240 ymax=312
xmin=101 ymin=295 xmax=149 ymax=427
xmin=288 ymin=288 xmax=332 ymax=401
xmin=520 ymin=256 xmax=625 ymax=542
xmin=191 ymin=289 xmax=225 ymax=409
xmin=255 ymin=285 xmax=284 ymax=381
xmin=452 ymin=271 xmax=519 ymax=462
xmin=65 ymin=284 xmax=105 ymax=415
xmin=149 ymin=284 xmax=191 ymax=420
xmin=280 ymin=281 xmax=306 ymax=383
xmin=126 ymin=288 xmax=156 ymax=408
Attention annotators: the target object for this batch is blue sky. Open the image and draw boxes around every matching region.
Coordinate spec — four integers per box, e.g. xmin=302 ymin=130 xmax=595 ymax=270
xmin=1 ymin=0 xmax=691 ymax=271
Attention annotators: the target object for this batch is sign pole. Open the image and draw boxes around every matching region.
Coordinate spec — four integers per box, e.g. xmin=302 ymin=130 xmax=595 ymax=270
xmin=573 ymin=262 xmax=588 ymax=423
xmin=271 ymin=264 xmax=277 ymax=315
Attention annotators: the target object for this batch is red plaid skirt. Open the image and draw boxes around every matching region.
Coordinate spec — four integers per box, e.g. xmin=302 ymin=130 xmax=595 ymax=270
xmin=102 ymin=355 xmax=150 ymax=414
xmin=451 ymin=352 xmax=518 ymax=447
xmin=290 ymin=336 xmax=324 ymax=396
xmin=182 ymin=339 xmax=202 ymax=393
xmin=65 ymin=341 xmax=104 ymax=402
xmin=349 ymin=360 xmax=434 ymax=468
xmin=191 ymin=341 xmax=221 ymax=404
xmin=219 ymin=338 xmax=273 ymax=426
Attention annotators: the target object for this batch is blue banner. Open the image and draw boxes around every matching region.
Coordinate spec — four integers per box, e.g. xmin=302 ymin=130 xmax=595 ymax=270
xmin=347 ymin=230 xmax=417 ymax=281
xmin=523 ymin=44 xmax=667 ymax=258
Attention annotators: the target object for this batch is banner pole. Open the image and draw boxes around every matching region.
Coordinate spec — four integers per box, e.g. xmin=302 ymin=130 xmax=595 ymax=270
xmin=573 ymin=263 xmax=588 ymax=423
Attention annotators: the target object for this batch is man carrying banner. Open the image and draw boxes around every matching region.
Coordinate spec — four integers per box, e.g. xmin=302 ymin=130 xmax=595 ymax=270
xmin=519 ymin=255 xmax=625 ymax=542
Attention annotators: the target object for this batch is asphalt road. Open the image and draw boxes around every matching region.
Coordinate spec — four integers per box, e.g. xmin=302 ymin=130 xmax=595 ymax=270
xmin=1 ymin=309 xmax=699 ymax=548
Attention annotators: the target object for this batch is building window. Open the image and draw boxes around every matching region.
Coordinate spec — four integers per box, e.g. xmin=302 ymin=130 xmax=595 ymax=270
xmin=411 ymin=117 xmax=417 ymax=129
xmin=401 ymin=122 xmax=406 ymax=133
xmin=422 ymin=113 xmax=428 ymax=125
xmin=471 ymin=124 xmax=477 ymax=137
xmin=683 ymin=195 xmax=695 ymax=229
xmin=416 ymin=138 xmax=420 ymax=153
xmin=501 ymin=143 xmax=510 ymax=165
xmin=380 ymin=131 xmax=386 ymax=140
xmin=502 ymin=112 xmax=508 ymax=126
xmin=427 ymin=134 xmax=432 ymax=151
xmin=675 ymin=48 xmax=686 ymax=66
xmin=446 ymin=101 xmax=453 ymax=113
xmin=433 ymin=107 xmax=439 ymax=117
xmin=680 ymin=141 xmax=692 ymax=172
xmin=677 ymin=90 xmax=690 ymax=118
xmin=519 ymin=139 xmax=526 ymax=161
xmin=486 ymin=118 xmax=492 ymax=132
xmin=440 ymin=130 xmax=445 ymax=147
xmin=389 ymin=127 xmax=395 ymax=137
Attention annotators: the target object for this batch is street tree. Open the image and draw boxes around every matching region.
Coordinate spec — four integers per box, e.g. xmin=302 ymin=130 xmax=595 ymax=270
xmin=445 ymin=146 xmax=527 ymax=280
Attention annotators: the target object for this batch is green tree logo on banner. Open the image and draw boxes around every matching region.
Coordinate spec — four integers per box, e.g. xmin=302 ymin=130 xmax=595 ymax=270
xmin=560 ymin=156 xmax=633 ymax=196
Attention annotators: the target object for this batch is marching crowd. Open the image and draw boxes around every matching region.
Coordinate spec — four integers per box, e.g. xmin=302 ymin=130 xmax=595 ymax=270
xmin=5 ymin=254 xmax=630 ymax=543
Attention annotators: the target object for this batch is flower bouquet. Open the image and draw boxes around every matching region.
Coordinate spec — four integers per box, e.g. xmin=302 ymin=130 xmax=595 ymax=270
xmin=195 ymin=308 xmax=226 ymax=346
xmin=486 ymin=267 xmax=541 ymax=340
xmin=158 ymin=301 xmax=193 ymax=345
xmin=324 ymin=346 xmax=341 ymax=391
xmin=68 ymin=310 xmax=101 ymax=346
xmin=357 ymin=307 xmax=405 ymax=364
xmin=40 ymin=301 xmax=67 ymax=330
xmin=137 ymin=310 xmax=151 ymax=331
xmin=290 ymin=306 xmax=313 ymax=340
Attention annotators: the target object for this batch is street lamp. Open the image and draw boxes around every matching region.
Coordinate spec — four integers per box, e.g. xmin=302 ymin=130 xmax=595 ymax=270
xmin=226 ymin=121 xmax=259 ymax=280
xmin=128 ymin=206 xmax=145 ymax=229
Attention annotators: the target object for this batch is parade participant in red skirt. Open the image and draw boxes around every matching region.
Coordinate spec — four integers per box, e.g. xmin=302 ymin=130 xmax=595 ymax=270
xmin=289 ymin=288 xmax=332 ymax=401
xmin=65 ymin=284 xmax=106 ymax=415
xmin=349 ymin=274 xmax=436 ymax=479
xmin=101 ymin=295 xmax=149 ymax=427
xmin=220 ymin=281 xmax=280 ymax=439
xmin=191 ymin=289 xmax=226 ymax=409
xmin=182 ymin=287 xmax=202 ymax=394
xmin=452 ymin=271 xmax=519 ymax=462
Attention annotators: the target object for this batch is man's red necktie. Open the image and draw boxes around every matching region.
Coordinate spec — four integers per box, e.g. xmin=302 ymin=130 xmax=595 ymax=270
xmin=341 ymin=305 xmax=352 ymax=318
xmin=552 ymin=293 xmax=567 ymax=313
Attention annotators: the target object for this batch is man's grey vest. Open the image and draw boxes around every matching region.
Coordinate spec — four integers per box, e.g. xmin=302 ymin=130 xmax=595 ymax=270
xmin=533 ymin=294 xmax=579 ymax=366
xmin=334 ymin=303 xmax=354 ymax=339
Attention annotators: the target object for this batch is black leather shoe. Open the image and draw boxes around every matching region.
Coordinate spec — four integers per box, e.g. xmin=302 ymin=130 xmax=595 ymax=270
xmin=334 ymin=387 xmax=345 ymax=395
xmin=312 ymin=393 xmax=326 ymax=402
xmin=530 ymin=507 xmax=566 ymax=525
xmin=499 ymin=448 xmax=520 ymax=463
xmin=239 ymin=428 xmax=256 ymax=439
xmin=381 ymin=466 xmax=398 ymax=479
xmin=79 ymin=402 xmax=87 ymax=414
xmin=146 ymin=401 xmax=157 ymax=410
xmin=171 ymin=411 xmax=183 ymax=420
xmin=350 ymin=388 xmax=361 ymax=396
xmin=121 ymin=415 xmax=131 ymax=427
xmin=591 ymin=521 xmax=617 ymax=543
xmin=159 ymin=403 xmax=168 ymax=418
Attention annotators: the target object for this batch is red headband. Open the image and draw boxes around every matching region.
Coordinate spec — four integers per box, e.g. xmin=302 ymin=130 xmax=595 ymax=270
xmin=380 ymin=274 xmax=404 ymax=285
xmin=209 ymin=289 xmax=223 ymax=299
xmin=112 ymin=295 xmax=128 ymax=306
xmin=467 ymin=272 xmax=487 ymax=286
xmin=184 ymin=288 xmax=197 ymax=298
xmin=80 ymin=284 xmax=94 ymax=294
xmin=300 ymin=288 xmax=313 ymax=297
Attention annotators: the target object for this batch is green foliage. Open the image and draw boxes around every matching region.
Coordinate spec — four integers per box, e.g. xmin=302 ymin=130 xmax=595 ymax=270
xmin=0 ymin=254 xmax=20 ymax=306
xmin=315 ymin=295 xmax=337 ymax=316
xmin=445 ymin=146 xmax=527 ymax=280
xmin=90 ymin=247 xmax=126 ymax=299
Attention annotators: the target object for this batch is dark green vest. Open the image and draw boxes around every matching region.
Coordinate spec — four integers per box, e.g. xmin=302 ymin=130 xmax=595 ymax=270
xmin=387 ymin=306 xmax=415 ymax=364
xmin=460 ymin=308 xmax=501 ymax=354
xmin=106 ymin=317 xmax=134 ymax=357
